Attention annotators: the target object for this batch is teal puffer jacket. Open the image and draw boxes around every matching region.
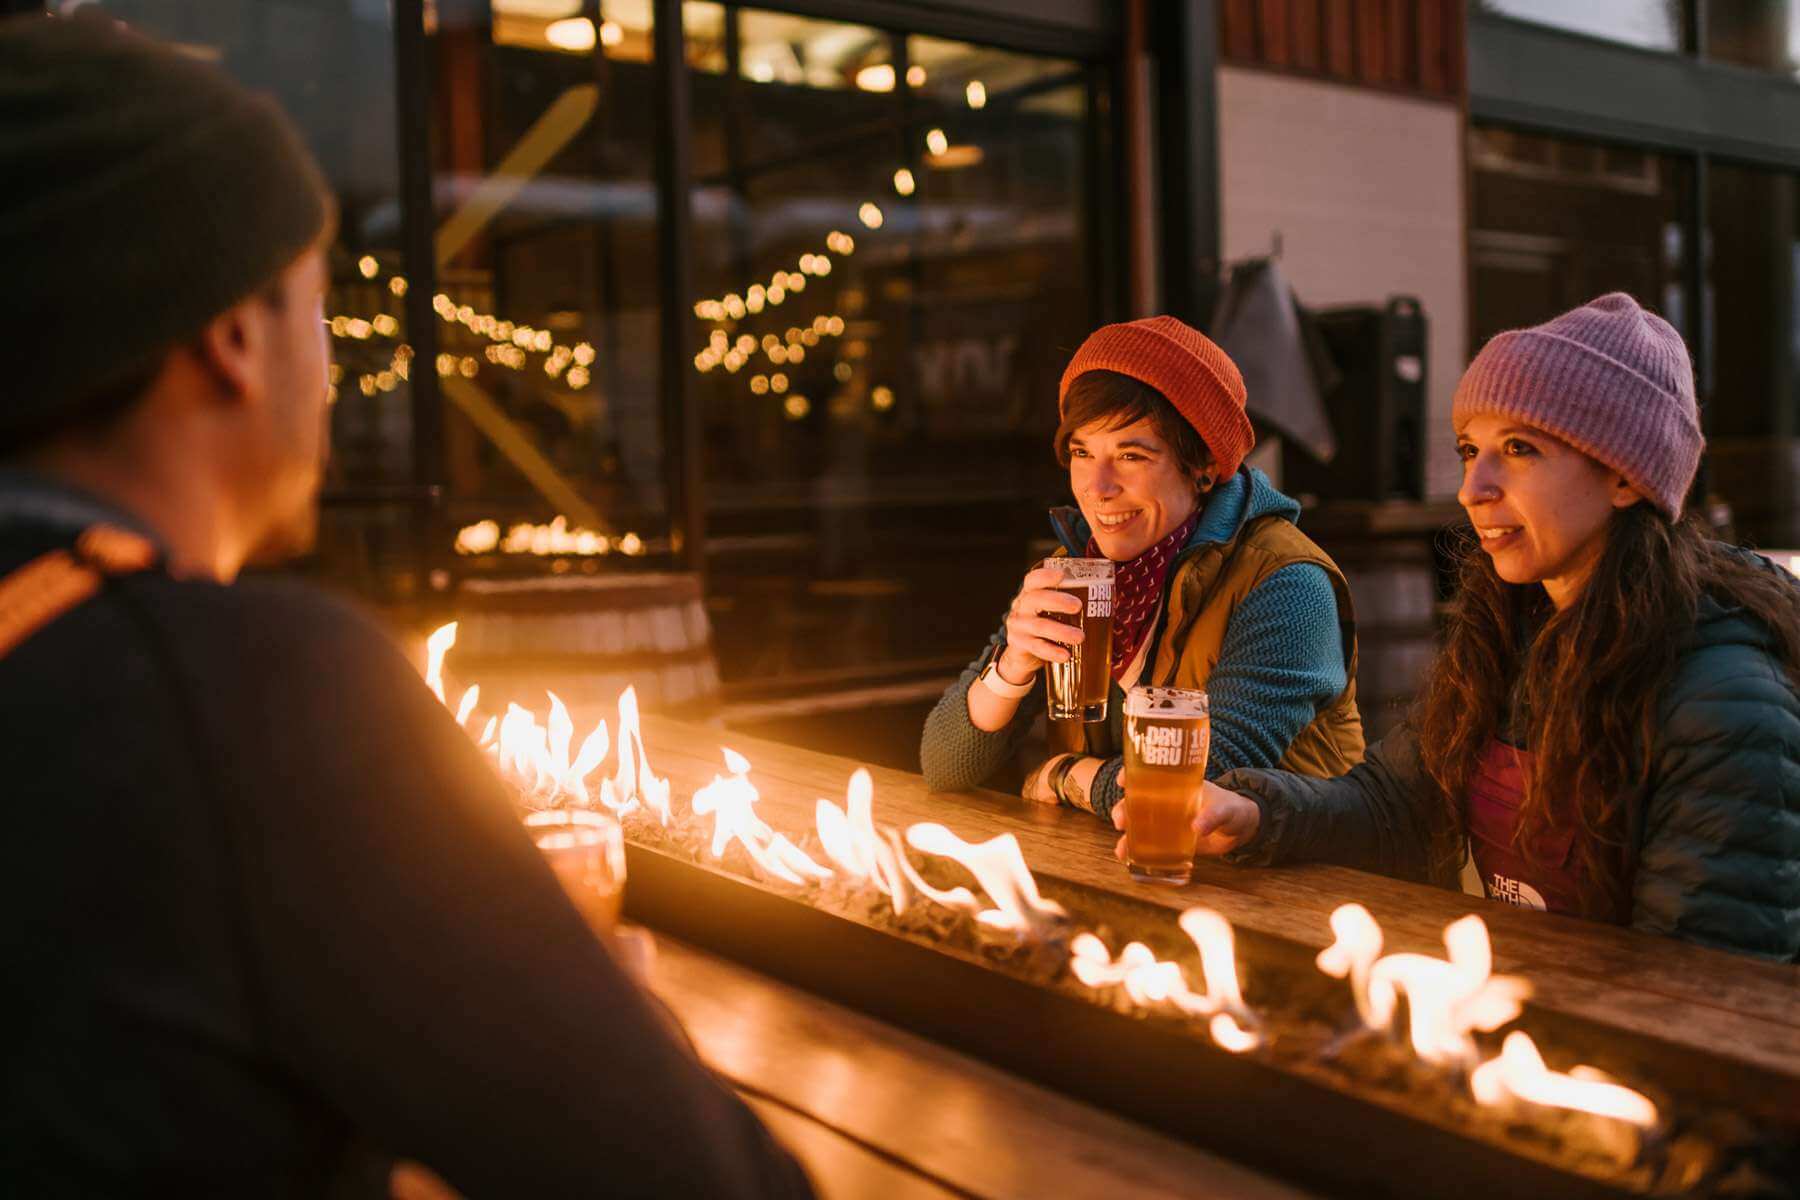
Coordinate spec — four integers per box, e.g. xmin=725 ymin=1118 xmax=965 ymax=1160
xmin=1220 ymin=583 xmax=1800 ymax=962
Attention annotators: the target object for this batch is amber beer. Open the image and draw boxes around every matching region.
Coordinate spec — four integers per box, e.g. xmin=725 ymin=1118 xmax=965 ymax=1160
xmin=526 ymin=808 xmax=627 ymax=934
xmin=1043 ymin=558 xmax=1115 ymax=722
xmin=1122 ymin=686 xmax=1211 ymax=885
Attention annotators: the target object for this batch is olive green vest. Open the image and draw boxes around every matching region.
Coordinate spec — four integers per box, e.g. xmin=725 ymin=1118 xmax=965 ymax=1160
xmin=1052 ymin=515 xmax=1365 ymax=778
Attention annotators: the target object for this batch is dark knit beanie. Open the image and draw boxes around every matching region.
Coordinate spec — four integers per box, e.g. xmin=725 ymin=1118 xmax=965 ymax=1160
xmin=0 ymin=12 xmax=334 ymax=450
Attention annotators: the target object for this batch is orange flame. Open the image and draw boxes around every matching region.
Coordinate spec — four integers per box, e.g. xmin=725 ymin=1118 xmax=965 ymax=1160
xmin=1471 ymin=1031 xmax=1658 ymax=1128
xmin=691 ymin=748 xmax=833 ymax=886
xmin=424 ymin=621 xmax=457 ymax=705
xmin=602 ymin=686 xmax=670 ymax=824
xmin=1067 ymin=913 xmax=1261 ymax=1053
xmin=1316 ymin=903 xmax=1384 ymax=1027
xmin=1355 ymin=914 xmax=1531 ymax=1067
xmin=1070 ymin=934 xmax=1189 ymax=1001
xmin=1179 ymin=908 xmax=1262 ymax=1052
xmin=815 ymin=768 xmax=921 ymax=916
xmin=485 ymin=694 xmax=611 ymax=807
xmin=903 ymin=823 xmax=1067 ymax=936
xmin=453 ymin=684 xmax=481 ymax=727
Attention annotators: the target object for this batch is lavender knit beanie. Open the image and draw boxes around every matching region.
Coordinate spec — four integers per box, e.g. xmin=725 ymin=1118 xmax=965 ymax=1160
xmin=1453 ymin=293 xmax=1703 ymax=519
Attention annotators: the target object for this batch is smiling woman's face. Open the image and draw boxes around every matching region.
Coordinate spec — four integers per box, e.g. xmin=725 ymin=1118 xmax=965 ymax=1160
xmin=1068 ymin=416 xmax=1204 ymax=561
xmin=1455 ymin=413 xmax=1641 ymax=609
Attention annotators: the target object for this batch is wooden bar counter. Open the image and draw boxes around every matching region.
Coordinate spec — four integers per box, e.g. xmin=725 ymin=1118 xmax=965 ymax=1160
xmin=650 ymin=936 xmax=1308 ymax=1199
xmin=637 ymin=715 xmax=1800 ymax=1105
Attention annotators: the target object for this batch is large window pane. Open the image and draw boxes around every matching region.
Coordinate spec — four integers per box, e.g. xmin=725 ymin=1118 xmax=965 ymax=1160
xmin=1705 ymin=161 xmax=1800 ymax=544
xmin=92 ymin=0 xmax=420 ymax=598
xmin=1474 ymin=0 xmax=1686 ymax=52
xmin=432 ymin=0 xmax=666 ymax=557
xmin=1706 ymin=2 xmax=1800 ymax=77
xmin=687 ymin=8 xmax=1107 ymax=686
xmin=1468 ymin=126 xmax=1691 ymax=347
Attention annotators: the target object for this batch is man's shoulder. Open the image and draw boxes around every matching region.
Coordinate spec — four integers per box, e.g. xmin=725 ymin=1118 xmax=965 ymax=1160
xmin=105 ymin=572 xmax=420 ymax=697
xmin=121 ymin=572 xmax=393 ymax=644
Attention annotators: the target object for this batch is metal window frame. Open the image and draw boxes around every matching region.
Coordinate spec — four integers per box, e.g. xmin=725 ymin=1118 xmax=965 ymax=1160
xmin=1468 ymin=11 xmax=1800 ymax=171
xmin=439 ymin=0 xmax=1131 ymax=578
xmin=728 ymin=0 xmax=1120 ymax=57
xmin=393 ymin=0 xmax=448 ymax=590
xmin=1155 ymin=0 xmax=1221 ymax=330
xmin=388 ymin=0 xmax=1143 ymax=581
xmin=1468 ymin=8 xmax=1800 ymax=496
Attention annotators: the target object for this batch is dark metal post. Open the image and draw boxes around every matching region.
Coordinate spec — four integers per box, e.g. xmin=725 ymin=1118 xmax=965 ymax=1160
xmin=1085 ymin=61 xmax=1126 ymax=324
xmin=1154 ymin=0 xmax=1221 ymax=329
xmin=392 ymin=0 xmax=446 ymax=587
xmin=1687 ymin=0 xmax=1709 ymax=58
xmin=1687 ymin=150 xmax=1713 ymax=503
xmin=653 ymin=0 xmax=704 ymax=575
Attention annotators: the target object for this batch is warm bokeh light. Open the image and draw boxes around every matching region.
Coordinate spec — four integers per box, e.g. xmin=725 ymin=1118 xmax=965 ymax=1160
xmin=854 ymin=63 xmax=896 ymax=92
xmin=545 ymin=17 xmax=596 ymax=52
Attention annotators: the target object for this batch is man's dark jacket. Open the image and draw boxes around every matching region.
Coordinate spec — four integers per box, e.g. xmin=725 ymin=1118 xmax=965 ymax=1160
xmin=0 ymin=475 xmax=813 ymax=1197
xmin=1220 ymin=560 xmax=1800 ymax=962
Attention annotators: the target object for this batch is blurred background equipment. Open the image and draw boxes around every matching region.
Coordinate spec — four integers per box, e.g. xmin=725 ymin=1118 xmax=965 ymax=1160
xmin=1281 ymin=297 xmax=1427 ymax=505
xmin=1210 ymin=253 xmax=1339 ymax=466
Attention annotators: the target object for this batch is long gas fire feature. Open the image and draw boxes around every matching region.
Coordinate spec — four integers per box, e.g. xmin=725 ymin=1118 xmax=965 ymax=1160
xmin=426 ymin=630 xmax=1800 ymax=1200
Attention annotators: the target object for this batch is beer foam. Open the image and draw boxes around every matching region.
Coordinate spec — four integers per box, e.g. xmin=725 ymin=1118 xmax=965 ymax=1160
xmin=1124 ymin=685 xmax=1209 ymax=718
xmin=1047 ymin=556 xmax=1114 ymax=583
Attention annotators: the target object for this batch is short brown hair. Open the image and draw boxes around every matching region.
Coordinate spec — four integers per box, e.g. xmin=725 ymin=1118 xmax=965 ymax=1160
xmin=1054 ymin=369 xmax=1214 ymax=477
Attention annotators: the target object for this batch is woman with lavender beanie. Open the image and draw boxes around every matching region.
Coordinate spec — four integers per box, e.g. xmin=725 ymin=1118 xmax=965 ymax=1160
xmin=1113 ymin=293 xmax=1800 ymax=961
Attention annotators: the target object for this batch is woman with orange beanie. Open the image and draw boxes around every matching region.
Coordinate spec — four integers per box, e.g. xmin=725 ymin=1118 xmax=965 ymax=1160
xmin=920 ymin=316 xmax=1364 ymax=820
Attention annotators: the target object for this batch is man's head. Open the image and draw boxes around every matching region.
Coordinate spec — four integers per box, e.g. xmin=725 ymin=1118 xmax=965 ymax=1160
xmin=0 ymin=12 xmax=335 ymax=574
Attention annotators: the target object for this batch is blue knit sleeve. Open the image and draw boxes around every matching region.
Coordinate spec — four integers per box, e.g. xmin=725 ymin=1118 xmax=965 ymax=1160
xmin=1206 ymin=563 xmax=1349 ymax=774
xmin=918 ymin=619 xmax=1044 ymax=792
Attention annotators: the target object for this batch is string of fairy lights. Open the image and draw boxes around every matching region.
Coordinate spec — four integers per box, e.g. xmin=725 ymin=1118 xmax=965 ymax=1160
xmin=323 ymin=59 xmax=1003 ymax=561
xmin=326 ymin=253 xmax=603 ymax=403
xmin=330 ymin=106 xmax=981 ymax=414
xmin=689 ymin=224 xmax=877 ymax=420
xmin=330 ymin=141 xmax=948 ymax=421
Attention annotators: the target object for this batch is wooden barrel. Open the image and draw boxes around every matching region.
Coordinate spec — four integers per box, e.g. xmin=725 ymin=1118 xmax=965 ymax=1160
xmin=448 ymin=572 xmax=720 ymax=726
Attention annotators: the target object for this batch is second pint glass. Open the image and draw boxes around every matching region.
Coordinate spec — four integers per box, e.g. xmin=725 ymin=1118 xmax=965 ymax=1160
xmin=1122 ymin=686 xmax=1211 ymax=885
xmin=1042 ymin=557 xmax=1115 ymax=722
xmin=525 ymin=807 xmax=628 ymax=935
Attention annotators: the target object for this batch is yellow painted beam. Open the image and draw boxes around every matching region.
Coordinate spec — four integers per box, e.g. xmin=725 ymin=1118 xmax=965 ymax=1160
xmin=442 ymin=376 xmax=604 ymax=530
xmin=432 ymin=84 xmax=605 ymax=528
xmin=435 ymin=83 xmax=600 ymax=266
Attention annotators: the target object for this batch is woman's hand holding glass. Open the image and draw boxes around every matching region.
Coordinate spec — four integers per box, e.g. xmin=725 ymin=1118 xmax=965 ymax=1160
xmin=1111 ymin=780 xmax=1262 ymax=862
xmin=998 ymin=564 xmax=1086 ymax=680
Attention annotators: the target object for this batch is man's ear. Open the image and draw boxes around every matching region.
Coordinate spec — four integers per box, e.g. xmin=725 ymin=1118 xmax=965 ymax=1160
xmin=192 ymin=297 xmax=265 ymax=407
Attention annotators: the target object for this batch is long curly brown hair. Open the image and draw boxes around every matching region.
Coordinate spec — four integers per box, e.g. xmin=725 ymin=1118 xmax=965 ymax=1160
xmin=1413 ymin=504 xmax=1800 ymax=915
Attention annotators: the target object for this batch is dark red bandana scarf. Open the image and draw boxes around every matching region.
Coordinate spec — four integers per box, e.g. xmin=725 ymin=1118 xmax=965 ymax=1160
xmin=1087 ymin=511 xmax=1198 ymax=682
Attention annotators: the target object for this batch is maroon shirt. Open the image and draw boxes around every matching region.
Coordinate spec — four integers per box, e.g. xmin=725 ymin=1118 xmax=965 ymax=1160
xmin=1466 ymin=740 xmax=1623 ymax=920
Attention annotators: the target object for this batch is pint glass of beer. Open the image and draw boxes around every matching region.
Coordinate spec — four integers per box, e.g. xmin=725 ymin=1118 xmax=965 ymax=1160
xmin=525 ymin=807 xmax=627 ymax=935
xmin=1122 ymin=686 xmax=1211 ymax=885
xmin=1042 ymin=557 xmax=1115 ymax=722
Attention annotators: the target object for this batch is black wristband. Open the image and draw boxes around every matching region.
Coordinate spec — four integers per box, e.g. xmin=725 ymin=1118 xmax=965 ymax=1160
xmin=1046 ymin=754 xmax=1081 ymax=808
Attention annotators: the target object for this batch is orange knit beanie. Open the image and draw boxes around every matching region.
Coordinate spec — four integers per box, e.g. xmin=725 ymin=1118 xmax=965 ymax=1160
xmin=1058 ymin=316 xmax=1255 ymax=479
